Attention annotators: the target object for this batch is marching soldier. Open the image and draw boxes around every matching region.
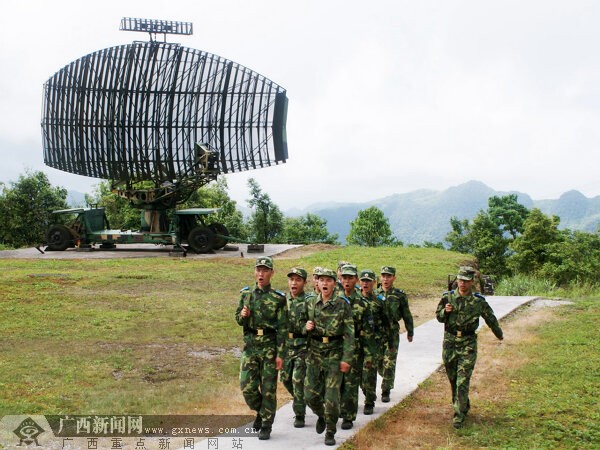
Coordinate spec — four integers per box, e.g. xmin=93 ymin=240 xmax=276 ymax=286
xmin=304 ymin=268 xmax=354 ymax=446
xmin=359 ymin=269 xmax=388 ymax=415
xmin=338 ymin=264 xmax=372 ymax=430
xmin=377 ymin=266 xmax=414 ymax=402
xmin=280 ymin=267 xmax=313 ymax=428
xmin=234 ymin=256 xmax=286 ymax=440
xmin=436 ymin=266 xmax=503 ymax=429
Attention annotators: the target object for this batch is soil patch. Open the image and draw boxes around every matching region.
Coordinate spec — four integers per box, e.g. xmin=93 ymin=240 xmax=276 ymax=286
xmin=274 ymin=243 xmax=340 ymax=259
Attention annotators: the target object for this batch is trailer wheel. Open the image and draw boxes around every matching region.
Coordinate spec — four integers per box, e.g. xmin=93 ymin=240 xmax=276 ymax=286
xmin=188 ymin=226 xmax=215 ymax=253
xmin=46 ymin=225 xmax=72 ymax=251
xmin=209 ymin=223 xmax=229 ymax=250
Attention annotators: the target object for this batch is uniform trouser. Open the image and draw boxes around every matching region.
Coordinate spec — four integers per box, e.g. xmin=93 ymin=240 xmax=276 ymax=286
xmin=361 ymin=343 xmax=384 ymax=406
xmin=280 ymin=347 xmax=307 ymax=417
xmin=340 ymin=345 xmax=364 ymax=421
xmin=378 ymin=328 xmax=399 ymax=392
xmin=442 ymin=337 xmax=478 ymax=421
xmin=239 ymin=344 xmax=277 ymax=427
xmin=304 ymin=348 xmax=343 ymax=434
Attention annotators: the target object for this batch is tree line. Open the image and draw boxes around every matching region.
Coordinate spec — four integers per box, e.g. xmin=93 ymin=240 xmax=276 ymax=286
xmin=2 ymin=171 xmax=599 ymax=287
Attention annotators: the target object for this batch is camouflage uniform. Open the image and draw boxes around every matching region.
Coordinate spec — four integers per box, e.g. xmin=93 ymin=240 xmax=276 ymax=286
xmin=281 ymin=290 xmax=313 ymax=419
xmin=235 ymin=283 xmax=286 ymax=430
xmin=377 ymin=284 xmax=414 ymax=394
xmin=436 ymin=286 xmax=503 ymax=425
xmin=304 ymin=288 xmax=354 ymax=435
xmin=339 ymin=288 xmax=373 ymax=423
xmin=360 ymin=288 xmax=388 ymax=408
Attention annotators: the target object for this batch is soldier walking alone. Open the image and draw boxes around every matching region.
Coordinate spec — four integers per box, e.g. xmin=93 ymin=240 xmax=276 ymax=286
xmin=436 ymin=266 xmax=504 ymax=429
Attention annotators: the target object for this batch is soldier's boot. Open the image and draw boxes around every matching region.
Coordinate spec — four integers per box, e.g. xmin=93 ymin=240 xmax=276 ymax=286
xmin=258 ymin=427 xmax=271 ymax=440
xmin=324 ymin=431 xmax=336 ymax=446
xmin=252 ymin=414 xmax=262 ymax=432
xmin=363 ymin=404 xmax=374 ymax=415
xmin=293 ymin=416 xmax=305 ymax=428
xmin=381 ymin=390 xmax=391 ymax=403
xmin=341 ymin=419 xmax=353 ymax=430
xmin=452 ymin=413 xmax=465 ymax=429
xmin=316 ymin=416 xmax=326 ymax=434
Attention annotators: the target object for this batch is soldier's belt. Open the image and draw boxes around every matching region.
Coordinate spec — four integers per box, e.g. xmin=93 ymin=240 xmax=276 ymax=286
xmin=310 ymin=335 xmax=343 ymax=344
xmin=245 ymin=327 xmax=277 ymax=336
xmin=354 ymin=330 xmax=366 ymax=338
xmin=445 ymin=328 xmax=475 ymax=337
xmin=288 ymin=332 xmax=305 ymax=339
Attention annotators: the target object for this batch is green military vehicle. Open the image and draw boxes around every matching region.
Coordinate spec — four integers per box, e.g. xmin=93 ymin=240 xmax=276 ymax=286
xmin=45 ymin=206 xmax=230 ymax=254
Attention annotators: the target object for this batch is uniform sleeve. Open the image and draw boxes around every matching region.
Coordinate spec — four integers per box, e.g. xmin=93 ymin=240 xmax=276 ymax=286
xmin=360 ymin=300 xmax=374 ymax=364
xmin=480 ymin=298 xmax=503 ymax=339
xmin=399 ymin=293 xmax=414 ymax=336
xmin=235 ymin=291 xmax=248 ymax=326
xmin=342 ymin=302 xmax=355 ymax=365
xmin=276 ymin=296 xmax=287 ymax=356
xmin=436 ymin=294 xmax=448 ymax=323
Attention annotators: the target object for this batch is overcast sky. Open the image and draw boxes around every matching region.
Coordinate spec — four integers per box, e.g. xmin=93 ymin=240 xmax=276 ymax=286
xmin=1 ymin=0 xmax=599 ymax=210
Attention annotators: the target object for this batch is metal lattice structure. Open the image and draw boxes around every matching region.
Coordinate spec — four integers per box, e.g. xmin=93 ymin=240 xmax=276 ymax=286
xmin=41 ymin=40 xmax=288 ymax=189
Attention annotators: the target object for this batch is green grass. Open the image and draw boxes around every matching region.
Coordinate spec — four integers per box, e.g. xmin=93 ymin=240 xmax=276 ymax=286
xmin=0 ymin=246 xmax=465 ymax=414
xmin=455 ymin=297 xmax=600 ymax=448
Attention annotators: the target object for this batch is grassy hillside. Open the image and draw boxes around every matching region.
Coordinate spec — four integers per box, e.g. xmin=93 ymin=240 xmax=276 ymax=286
xmin=0 ymin=246 xmax=466 ymax=414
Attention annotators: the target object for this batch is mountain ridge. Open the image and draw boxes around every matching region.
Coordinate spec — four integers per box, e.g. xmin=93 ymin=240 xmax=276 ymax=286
xmin=287 ymin=180 xmax=600 ymax=244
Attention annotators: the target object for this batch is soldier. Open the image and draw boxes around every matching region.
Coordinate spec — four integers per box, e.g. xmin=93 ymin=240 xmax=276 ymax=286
xmin=359 ymin=269 xmax=387 ymax=415
xmin=280 ymin=267 xmax=313 ymax=428
xmin=312 ymin=267 xmax=323 ymax=294
xmin=338 ymin=264 xmax=372 ymax=430
xmin=336 ymin=260 xmax=351 ymax=292
xmin=377 ymin=266 xmax=414 ymax=403
xmin=436 ymin=266 xmax=504 ymax=429
xmin=234 ymin=256 xmax=286 ymax=440
xmin=304 ymin=268 xmax=354 ymax=446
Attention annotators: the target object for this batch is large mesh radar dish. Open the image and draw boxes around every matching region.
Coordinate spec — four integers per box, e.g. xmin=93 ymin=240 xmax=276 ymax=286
xmin=41 ymin=41 xmax=288 ymax=185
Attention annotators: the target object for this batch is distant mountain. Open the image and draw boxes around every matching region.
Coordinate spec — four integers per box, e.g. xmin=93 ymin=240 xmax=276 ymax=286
xmin=286 ymin=181 xmax=600 ymax=245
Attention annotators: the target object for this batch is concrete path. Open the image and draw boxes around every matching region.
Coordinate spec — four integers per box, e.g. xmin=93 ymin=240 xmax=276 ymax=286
xmin=197 ymin=295 xmax=537 ymax=450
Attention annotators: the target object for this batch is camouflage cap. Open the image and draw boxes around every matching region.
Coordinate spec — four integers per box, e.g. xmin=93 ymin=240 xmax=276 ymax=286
xmin=287 ymin=267 xmax=307 ymax=280
xmin=340 ymin=264 xmax=358 ymax=277
xmin=359 ymin=269 xmax=376 ymax=281
xmin=255 ymin=256 xmax=273 ymax=269
xmin=381 ymin=266 xmax=396 ymax=275
xmin=457 ymin=266 xmax=475 ymax=280
xmin=337 ymin=260 xmax=351 ymax=269
xmin=312 ymin=266 xmax=324 ymax=276
xmin=318 ymin=268 xmax=337 ymax=280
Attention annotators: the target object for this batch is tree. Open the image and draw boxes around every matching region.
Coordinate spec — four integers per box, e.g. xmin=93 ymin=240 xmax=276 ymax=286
xmin=508 ymin=208 xmax=563 ymax=276
xmin=445 ymin=195 xmax=530 ymax=276
xmin=487 ymin=194 xmax=530 ymax=239
xmin=470 ymin=211 xmax=510 ymax=276
xmin=281 ymin=213 xmax=339 ymax=244
xmin=0 ymin=171 xmax=68 ymax=248
xmin=445 ymin=217 xmax=474 ymax=254
xmin=246 ymin=178 xmax=284 ymax=243
xmin=346 ymin=206 xmax=400 ymax=247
